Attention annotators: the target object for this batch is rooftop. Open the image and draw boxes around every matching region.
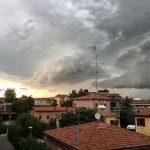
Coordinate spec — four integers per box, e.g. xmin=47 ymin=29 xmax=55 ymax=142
xmin=33 ymin=106 xmax=76 ymax=112
xmin=98 ymin=110 xmax=116 ymax=117
xmin=73 ymin=94 xmax=121 ymax=101
xmin=136 ymin=108 xmax=150 ymax=117
xmin=132 ymin=100 xmax=150 ymax=105
xmin=45 ymin=121 xmax=150 ymax=150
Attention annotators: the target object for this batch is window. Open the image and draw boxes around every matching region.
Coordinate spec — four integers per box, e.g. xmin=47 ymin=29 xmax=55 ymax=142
xmin=110 ymin=120 xmax=118 ymax=126
xmin=95 ymin=103 xmax=98 ymax=107
xmin=46 ymin=115 xmax=49 ymax=119
xmin=73 ymin=103 xmax=76 ymax=107
xmin=38 ymin=115 xmax=42 ymax=120
xmin=137 ymin=118 xmax=145 ymax=126
xmin=110 ymin=102 xmax=117 ymax=108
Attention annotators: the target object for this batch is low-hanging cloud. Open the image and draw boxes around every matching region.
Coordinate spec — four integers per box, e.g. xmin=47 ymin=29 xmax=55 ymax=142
xmin=29 ymin=53 xmax=108 ymax=87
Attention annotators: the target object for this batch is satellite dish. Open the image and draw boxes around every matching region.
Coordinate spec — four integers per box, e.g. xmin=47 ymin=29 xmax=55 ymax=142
xmin=95 ymin=112 xmax=101 ymax=120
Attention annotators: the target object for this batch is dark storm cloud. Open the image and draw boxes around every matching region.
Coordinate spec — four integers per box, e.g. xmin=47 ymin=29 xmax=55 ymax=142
xmin=30 ymin=53 xmax=108 ymax=87
xmin=114 ymin=49 xmax=139 ymax=70
xmin=1 ymin=0 xmax=150 ymax=93
xmin=98 ymin=0 xmax=150 ymax=39
xmin=99 ymin=40 xmax=150 ymax=89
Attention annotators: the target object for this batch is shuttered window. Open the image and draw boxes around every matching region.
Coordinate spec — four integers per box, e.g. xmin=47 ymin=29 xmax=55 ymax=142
xmin=137 ymin=118 xmax=145 ymax=126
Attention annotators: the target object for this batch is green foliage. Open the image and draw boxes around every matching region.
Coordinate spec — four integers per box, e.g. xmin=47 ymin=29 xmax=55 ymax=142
xmin=68 ymin=89 xmax=89 ymax=99
xmin=59 ymin=108 xmax=96 ymax=127
xmin=4 ymin=88 xmax=16 ymax=103
xmin=0 ymin=124 xmax=7 ymax=134
xmin=120 ymin=97 xmax=135 ymax=128
xmin=8 ymin=124 xmax=24 ymax=149
xmin=50 ymin=100 xmax=58 ymax=107
xmin=60 ymin=100 xmax=73 ymax=107
xmin=16 ymin=113 xmax=46 ymax=138
xmin=8 ymin=113 xmax=48 ymax=149
xmin=11 ymin=96 xmax=34 ymax=114
xmin=21 ymin=137 xmax=50 ymax=150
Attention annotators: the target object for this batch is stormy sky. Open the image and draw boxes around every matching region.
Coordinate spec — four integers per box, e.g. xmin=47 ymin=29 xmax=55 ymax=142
xmin=0 ymin=0 xmax=150 ymax=98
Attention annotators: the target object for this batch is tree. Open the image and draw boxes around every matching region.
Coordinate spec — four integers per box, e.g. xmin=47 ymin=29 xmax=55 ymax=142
xmin=60 ymin=100 xmax=73 ymax=107
xmin=68 ymin=90 xmax=78 ymax=99
xmin=4 ymin=88 xmax=16 ymax=103
xmin=8 ymin=122 xmax=50 ymax=150
xmin=16 ymin=113 xmax=46 ymax=138
xmin=50 ymin=100 xmax=58 ymax=107
xmin=11 ymin=96 xmax=34 ymax=114
xmin=68 ymin=89 xmax=89 ymax=99
xmin=78 ymin=89 xmax=89 ymax=97
xmin=59 ymin=108 xmax=96 ymax=127
xmin=120 ymin=97 xmax=135 ymax=128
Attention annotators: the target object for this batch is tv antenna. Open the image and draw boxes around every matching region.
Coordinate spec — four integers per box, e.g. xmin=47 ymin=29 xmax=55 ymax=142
xmin=90 ymin=46 xmax=102 ymax=107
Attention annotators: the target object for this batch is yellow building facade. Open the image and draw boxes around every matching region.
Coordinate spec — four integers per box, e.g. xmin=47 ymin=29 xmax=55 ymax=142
xmin=135 ymin=109 xmax=150 ymax=136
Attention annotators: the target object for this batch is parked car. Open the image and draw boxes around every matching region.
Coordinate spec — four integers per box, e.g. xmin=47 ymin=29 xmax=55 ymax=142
xmin=127 ymin=125 xmax=135 ymax=131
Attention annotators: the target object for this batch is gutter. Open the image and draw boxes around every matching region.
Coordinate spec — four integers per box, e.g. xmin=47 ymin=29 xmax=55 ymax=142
xmin=112 ymin=144 xmax=150 ymax=150
xmin=45 ymin=133 xmax=77 ymax=150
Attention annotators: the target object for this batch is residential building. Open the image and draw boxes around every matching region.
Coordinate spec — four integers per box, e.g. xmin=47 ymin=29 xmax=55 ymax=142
xmin=54 ymin=94 xmax=68 ymax=106
xmin=98 ymin=110 xmax=118 ymax=125
xmin=34 ymin=98 xmax=54 ymax=106
xmin=135 ymin=108 xmax=150 ymax=136
xmin=73 ymin=93 xmax=121 ymax=112
xmin=45 ymin=121 xmax=150 ymax=150
xmin=0 ymin=102 xmax=16 ymax=125
xmin=32 ymin=106 xmax=75 ymax=123
xmin=132 ymin=100 xmax=150 ymax=111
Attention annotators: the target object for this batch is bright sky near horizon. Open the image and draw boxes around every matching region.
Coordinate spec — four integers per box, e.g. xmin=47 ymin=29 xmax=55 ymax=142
xmin=1 ymin=0 xmax=150 ymax=98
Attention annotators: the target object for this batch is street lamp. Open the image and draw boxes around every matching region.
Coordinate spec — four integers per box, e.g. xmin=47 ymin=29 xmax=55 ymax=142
xmin=9 ymin=115 xmax=11 ymax=125
xmin=28 ymin=126 xmax=33 ymax=139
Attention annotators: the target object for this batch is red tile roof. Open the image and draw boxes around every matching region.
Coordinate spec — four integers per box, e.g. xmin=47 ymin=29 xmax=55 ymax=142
xmin=136 ymin=108 xmax=150 ymax=117
xmin=33 ymin=107 xmax=76 ymax=112
xmin=132 ymin=100 xmax=150 ymax=105
xmin=45 ymin=121 xmax=150 ymax=150
xmin=73 ymin=94 xmax=120 ymax=101
xmin=98 ymin=110 xmax=116 ymax=117
xmin=34 ymin=98 xmax=53 ymax=101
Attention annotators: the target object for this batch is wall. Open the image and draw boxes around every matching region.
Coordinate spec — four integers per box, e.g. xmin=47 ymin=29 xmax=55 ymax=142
xmin=74 ymin=100 xmax=95 ymax=108
xmin=46 ymin=140 xmax=63 ymax=150
xmin=33 ymin=111 xmax=64 ymax=123
xmin=74 ymin=99 xmax=118 ymax=111
xmin=105 ymin=116 xmax=117 ymax=125
xmin=136 ymin=117 xmax=150 ymax=136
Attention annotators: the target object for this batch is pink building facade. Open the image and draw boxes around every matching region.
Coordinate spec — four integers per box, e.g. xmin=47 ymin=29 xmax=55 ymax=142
xmin=32 ymin=106 xmax=75 ymax=123
xmin=73 ymin=94 xmax=121 ymax=112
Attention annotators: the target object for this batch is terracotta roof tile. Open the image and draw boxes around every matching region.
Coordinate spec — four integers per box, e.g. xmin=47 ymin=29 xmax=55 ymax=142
xmin=136 ymin=108 xmax=150 ymax=117
xmin=45 ymin=121 xmax=150 ymax=150
xmin=132 ymin=100 xmax=150 ymax=105
xmin=98 ymin=110 xmax=116 ymax=117
xmin=33 ymin=107 xmax=76 ymax=112
xmin=73 ymin=94 xmax=120 ymax=101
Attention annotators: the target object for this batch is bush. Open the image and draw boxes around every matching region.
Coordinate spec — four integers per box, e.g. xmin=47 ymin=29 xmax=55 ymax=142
xmin=0 ymin=124 xmax=7 ymax=134
xmin=59 ymin=108 xmax=96 ymax=127
xmin=21 ymin=137 xmax=50 ymax=150
xmin=8 ymin=113 xmax=48 ymax=149
xmin=8 ymin=124 xmax=24 ymax=149
xmin=16 ymin=113 xmax=46 ymax=138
